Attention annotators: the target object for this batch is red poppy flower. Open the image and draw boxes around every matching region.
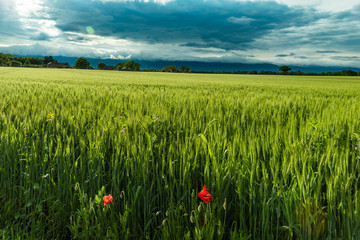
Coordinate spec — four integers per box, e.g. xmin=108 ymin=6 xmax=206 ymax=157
xmin=198 ymin=185 xmax=213 ymax=204
xmin=103 ymin=194 xmax=113 ymax=206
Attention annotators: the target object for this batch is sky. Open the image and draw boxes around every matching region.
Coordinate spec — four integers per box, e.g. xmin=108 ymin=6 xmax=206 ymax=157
xmin=0 ymin=0 xmax=360 ymax=67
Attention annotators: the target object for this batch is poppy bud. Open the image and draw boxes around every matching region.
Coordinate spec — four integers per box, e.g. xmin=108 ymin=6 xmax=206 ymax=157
xmin=162 ymin=219 xmax=167 ymax=226
xmin=156 ymin=211 xmax=162 ymax=216
xmin=198 ymin=203 xmax=202 ymax=212
xmin=223 ymin=198 xmax=227 ymax=210
xmin=190 ymin=210 xmax=195 ymax=223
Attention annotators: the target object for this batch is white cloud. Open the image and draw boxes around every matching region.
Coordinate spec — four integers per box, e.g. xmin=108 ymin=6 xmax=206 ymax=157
xmin=234 ymin=0 xmax=360 ymax=12
xmin=108 ymin=54 xmax=132 ymax=59
xmin=10 ymin=0 xmax=61 ymax=39
xmin=13 ymin=0 xmax=45 ymax=18
xmin=315 ymin=0 xmax=360 ymax=12
xmin=227 ymin=16 xmax=255 ymax=25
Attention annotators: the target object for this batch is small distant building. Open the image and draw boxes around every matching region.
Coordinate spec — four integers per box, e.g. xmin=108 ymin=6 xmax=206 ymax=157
xmin=47 ymin=62 xmax=70 ymax=68
xmin=104 ymin=66 xmax=115 ymax=70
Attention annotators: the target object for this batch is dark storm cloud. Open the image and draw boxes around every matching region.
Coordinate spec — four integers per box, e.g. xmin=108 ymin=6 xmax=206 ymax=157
xmin=294 ymin=56 xmax=309 ymax=59
xmin=276 ymin=53 xmax=295 ymax=57
xmin=31 ymin=32 xmax=52 ymax=41
xmin=48 ymin=0 xmax=325 ymax=50
xmin=331 ymin=56 xmax=360 ymax=61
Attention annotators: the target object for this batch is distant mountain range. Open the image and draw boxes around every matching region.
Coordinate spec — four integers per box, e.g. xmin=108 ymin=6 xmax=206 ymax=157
xmin=31 ymin=55 xmax=360 ymax=73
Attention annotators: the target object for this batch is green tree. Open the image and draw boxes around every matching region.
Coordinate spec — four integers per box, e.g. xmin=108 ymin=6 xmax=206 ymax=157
xmin=97 ymin=62 xmax=106 ymax=70
xmin=115 ymin=63 xmax=124 ymax=70
xmin=0 ymin=53 xmax=14 ymax=63
xmin=0 ymin=59 xmax=7 ymax=66
xmin=10 ymin=61 xmax=22 ymax=67
xmin=161 ymin=65 xmax=177 ymax=72
xmin=180 ymin=66 xmax=192 ymax=73
xmin=74 ymin=57 xmax=91 ymax=69
xmin=123 ymin=60 xmax=140 ymax=71
xmin=279 ymin=65 xmax=291 ymax=73
xmin=341 ymin=70 xmax=357 ymax=76
xmin=168 ymin=65 xmax=177 ymax=72
xmin=24 ymin=60 xmax=31 ymax=66
xmin=115 ymin=61 xmax=140 ymax=71
xmin=44 ymin=56 xmax=57 ymax=64
xmin=25 ymin=57 xmax=44 ymax=65
xmin=161 ymin=66 xmax=170 ymax=72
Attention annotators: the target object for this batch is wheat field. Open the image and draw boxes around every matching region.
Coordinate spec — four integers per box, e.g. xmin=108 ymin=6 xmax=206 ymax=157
xmin=1 ymin=67 xmax=360 ymax=239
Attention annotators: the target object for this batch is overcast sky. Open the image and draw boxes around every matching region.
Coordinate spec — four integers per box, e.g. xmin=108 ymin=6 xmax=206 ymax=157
xmin=1 ymin=0 xmax=360 ymax=66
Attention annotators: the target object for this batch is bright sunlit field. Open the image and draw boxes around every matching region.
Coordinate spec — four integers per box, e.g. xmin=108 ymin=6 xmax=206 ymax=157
xmin=1 ymin=67 xmax=360 ymax=239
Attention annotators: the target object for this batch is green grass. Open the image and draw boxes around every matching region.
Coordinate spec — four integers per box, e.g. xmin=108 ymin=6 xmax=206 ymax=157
xmin=1 ymin=67 xmax=360 ymax=239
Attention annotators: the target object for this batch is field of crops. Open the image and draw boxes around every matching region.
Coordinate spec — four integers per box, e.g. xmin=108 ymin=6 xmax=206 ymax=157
xmin=1 ymin=67 xmax=360 ymax=239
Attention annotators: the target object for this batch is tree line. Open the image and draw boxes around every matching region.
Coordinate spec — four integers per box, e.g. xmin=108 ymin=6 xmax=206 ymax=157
xmin=0 ymin=53 xmax=142 ymax=72
xmin=189 ymin=65 xmax=360 ymax=76
xmin=1 ymin=53 xmax=359 ymax=76
xmin=0 ymin=53 xmax=48 ymax=67
xmin=0 ymin=53 xmax=68 ymax=67
xmin=236 ymin=65 xmax=360 ymax=76
xmin=96 ymin=60 xmax=140 ymax=71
